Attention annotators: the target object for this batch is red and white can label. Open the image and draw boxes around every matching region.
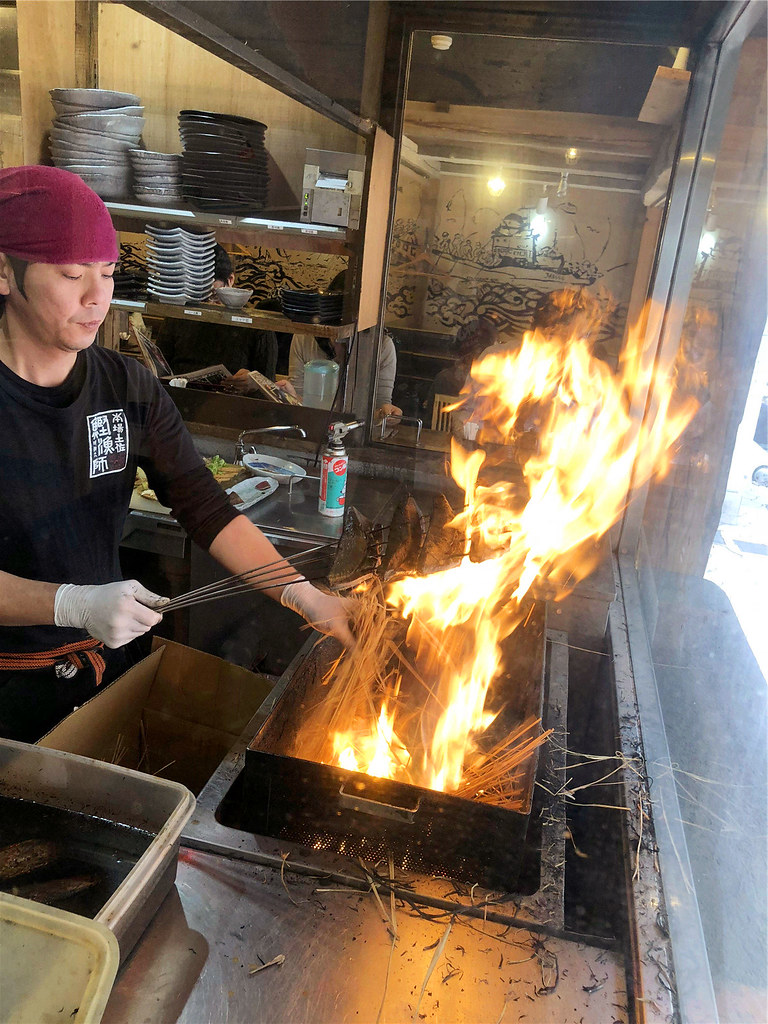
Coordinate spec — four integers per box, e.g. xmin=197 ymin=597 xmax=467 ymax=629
xmin=320 ymin=451 xmax=348 ymax=515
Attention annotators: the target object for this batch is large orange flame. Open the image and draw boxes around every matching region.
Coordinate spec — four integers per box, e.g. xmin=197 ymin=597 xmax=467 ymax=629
xmin=332 ymin=306 xmax=698 ymax=793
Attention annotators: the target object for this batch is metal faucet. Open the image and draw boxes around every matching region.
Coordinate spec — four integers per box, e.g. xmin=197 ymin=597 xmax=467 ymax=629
xmin=235 ymin=425 xmax=307 ymax=463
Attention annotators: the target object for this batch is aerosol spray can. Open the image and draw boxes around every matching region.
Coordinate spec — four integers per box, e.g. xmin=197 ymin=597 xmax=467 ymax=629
xmin=319 ymin=420 xmax=362 ymax=517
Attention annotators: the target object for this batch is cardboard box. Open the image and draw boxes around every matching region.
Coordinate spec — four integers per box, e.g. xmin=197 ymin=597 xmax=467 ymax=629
xmin=40 ymin=638 xmax=273 ymax=795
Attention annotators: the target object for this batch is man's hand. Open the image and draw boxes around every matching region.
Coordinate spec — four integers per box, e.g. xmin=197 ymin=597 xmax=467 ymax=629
xmin=54 ymin=580 xmax=168 ymax=649
xmin=280 ymin=580 xmax=355 ymax=647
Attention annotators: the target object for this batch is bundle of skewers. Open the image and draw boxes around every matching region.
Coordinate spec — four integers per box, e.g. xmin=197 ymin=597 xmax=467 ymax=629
xmin=159 ymin=492 xmax=465 ymax=614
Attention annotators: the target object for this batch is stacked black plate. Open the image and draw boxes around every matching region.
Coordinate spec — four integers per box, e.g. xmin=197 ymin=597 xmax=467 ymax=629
xmin=281 ymin=289 xmax=344 ymax=325
xmin=178 ymin=109 xmax=270 ymax=214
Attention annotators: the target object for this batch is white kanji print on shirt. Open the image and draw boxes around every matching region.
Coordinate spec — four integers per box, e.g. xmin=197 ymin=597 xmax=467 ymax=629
xmin=87 ymin=409 xmax=130 ymax=477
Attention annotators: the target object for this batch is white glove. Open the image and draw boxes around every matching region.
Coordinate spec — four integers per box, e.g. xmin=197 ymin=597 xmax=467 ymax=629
xmin=280 ymin=580 xmax=355 ymax=648
xmin=54 ymin=580 xmax=168 ymax=649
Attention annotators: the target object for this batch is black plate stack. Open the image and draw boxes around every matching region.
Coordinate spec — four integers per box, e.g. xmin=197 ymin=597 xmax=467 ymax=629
xmin=178 ymin=109 xmax=270 ymax=214
xmin=281 ymin=288 xmax=344 ymax=325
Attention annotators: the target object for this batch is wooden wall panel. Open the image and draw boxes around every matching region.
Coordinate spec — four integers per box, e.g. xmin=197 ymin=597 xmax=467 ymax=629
xmin=16 ymin=0 xmax=77 ymax=165
xmin=97 ymin=3 xmax=361 ymax=209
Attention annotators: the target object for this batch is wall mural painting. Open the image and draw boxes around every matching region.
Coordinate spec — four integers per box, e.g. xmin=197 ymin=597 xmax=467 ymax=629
xmin=386 ymin=185 xmax=634 ymax=358
xmin=118 ymin=239 xmax=343 ymax=304
xmin=233 ymin=247 xmax=346 ymax=301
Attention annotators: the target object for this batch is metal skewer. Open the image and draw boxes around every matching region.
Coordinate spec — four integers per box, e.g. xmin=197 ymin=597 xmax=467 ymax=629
xmin=160 ymin=546 xmax=331 ymax=613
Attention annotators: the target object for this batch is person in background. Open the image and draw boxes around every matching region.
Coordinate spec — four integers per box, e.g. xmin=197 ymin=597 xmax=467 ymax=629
xmin=0 ymin=166 xmax=354 ymax=743
xmin=453 ymin=288 xmax=604 ymax=442
xmin=156 ymin=244 xmax=278 ymax=379
xmin=425 ymin=317 xmax=498 ymax=419
xmin=282 ymin=270 xmax=402 ymax=420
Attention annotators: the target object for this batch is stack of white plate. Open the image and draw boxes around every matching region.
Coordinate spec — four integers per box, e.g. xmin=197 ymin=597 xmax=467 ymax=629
xmin=130 ymin=150 xmax=182 ymax=206
xmin=145 ymin=224 xmax=215 ymax=305
xmin=49 ymin=88 xmax=144 ymax=200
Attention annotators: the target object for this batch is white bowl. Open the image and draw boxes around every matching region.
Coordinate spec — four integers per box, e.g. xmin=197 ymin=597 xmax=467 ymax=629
xmin=50 ymin=88 xmax=141 ymax=109
xmin=214 ymin=287 xmax=253 ymax=309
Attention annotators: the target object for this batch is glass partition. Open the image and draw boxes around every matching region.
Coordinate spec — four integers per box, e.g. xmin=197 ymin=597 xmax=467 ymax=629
xmin=631 ymin=14 xmax=767 ymax=1021
xmin=376 ymin=29 xmax=691 ymax=450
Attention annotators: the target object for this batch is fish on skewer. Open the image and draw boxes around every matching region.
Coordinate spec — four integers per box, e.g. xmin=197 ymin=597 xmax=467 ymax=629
xmin=11 ymin=874 xmax=100 ymax=905
xmin=381 ymin=496 xmax=424 ymax=576
xmin=0 ymin=839 xmax=59 ymax=880
xmin=418 ymin=493 xmax=465 ymax=574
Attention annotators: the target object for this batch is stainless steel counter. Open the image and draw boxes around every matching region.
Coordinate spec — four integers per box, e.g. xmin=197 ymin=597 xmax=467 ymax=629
xmin=101 ymin=846 xmax=628 ymax=1024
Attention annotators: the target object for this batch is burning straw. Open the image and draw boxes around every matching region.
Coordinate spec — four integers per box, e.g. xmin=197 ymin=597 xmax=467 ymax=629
xmin=295 ymin=582 xmax=549 ymax=810
xmin=294 ymin=301 xmax=696 ymax=809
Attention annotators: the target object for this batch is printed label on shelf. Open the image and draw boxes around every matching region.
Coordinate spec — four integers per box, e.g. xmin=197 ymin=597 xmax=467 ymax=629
xmin=217 ymin=217 xmax=234 ymax=226
xmin=183 ymin=309 xmax=203 ymax=316
xmin=231 ymin=315 xmax=252 ymax=324
xmin=301 ymin=228 xmax=319 ymax=235
xmin=266 ymin=224 xmax=283 ymax=231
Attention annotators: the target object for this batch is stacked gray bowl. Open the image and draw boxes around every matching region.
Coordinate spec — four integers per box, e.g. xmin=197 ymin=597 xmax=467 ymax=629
xmin=130 ymin=151 xmax=182 ymax=206
xmin=49 ymin=88 xmax=144 ymax=200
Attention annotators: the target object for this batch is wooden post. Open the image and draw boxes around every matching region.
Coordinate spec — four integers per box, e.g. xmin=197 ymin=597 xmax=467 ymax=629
xmin=74 ymin=0 xmax=99 ymax=90
xmin=16 ymin=0 xmax=77 ymax=165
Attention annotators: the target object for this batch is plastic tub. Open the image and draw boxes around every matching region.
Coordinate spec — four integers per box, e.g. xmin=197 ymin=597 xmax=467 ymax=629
xmin=0 ymin=739 xmax=194 ymax=960
xmin=0 ymin=892 xmax=119 ymax=1024
xmin=303 ymin=358 xmax=339 ymax=409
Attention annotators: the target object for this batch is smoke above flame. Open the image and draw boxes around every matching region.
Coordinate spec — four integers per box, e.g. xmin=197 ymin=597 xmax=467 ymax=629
xmin=333 ymin=304 xmax=698 ymax=793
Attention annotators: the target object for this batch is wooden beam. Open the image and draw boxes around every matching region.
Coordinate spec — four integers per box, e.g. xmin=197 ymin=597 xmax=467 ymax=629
xmin=358 ymin=126 xmax=395 ymax=332
xmin=638 ymin=66 xmax=691 ymax=126
xmin=124 ymin=0 xmax=374 ymax=137
xmin=405 ymin=101 xmax=663 ymax=159
xmin=17 ymin=0 xmax=76 ymax=165
xmin=360 ymin=0 xmax=388 ymax=123
xmin=74 ymin=0 xmax=98 ymax=90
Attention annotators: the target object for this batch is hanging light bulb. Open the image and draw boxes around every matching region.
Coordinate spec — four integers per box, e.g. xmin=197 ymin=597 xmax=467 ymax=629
xmin=565 ymin=147 xmax=579 ymax=165
xmin=556 ymin=172 xmax=569 ymax=198
xmin=487 ymin=174 xmax=506 ymax=197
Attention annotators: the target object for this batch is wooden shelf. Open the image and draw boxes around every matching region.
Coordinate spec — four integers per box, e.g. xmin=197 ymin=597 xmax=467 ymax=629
xmin=111 ymin=298 xmax=355 ymax=339
xmin=106 ymin=201 xmax=352 ymax=255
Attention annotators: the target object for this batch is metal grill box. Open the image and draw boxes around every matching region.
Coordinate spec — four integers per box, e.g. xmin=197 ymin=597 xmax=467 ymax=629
xmin=244 ymin=602 xmax=547 ymax=890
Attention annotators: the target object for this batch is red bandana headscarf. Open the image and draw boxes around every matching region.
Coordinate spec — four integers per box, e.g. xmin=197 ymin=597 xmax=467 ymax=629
xmin=0 ymin=166 xmax=118 ymax=264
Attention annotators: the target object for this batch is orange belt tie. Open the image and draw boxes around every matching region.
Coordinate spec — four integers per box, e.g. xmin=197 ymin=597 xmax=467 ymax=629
xmin=0 ymin=637 xmax=106 ymax=686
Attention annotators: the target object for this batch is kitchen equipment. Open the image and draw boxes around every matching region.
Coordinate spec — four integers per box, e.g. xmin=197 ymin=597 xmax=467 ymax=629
xmin=301 ymin=148 xmax=366 ymax=229
xmin=1 ymin=739 xmax=194 ymax=960
xmin=303 ymin=358 xmax=340 ymax=409
xmin=319 ymin=419 xmax=363 ymax=516
xmin=242 ymin=601 xmax=547 ymax=889
xmin=0 ymin=893 xmax=119 ymax=1024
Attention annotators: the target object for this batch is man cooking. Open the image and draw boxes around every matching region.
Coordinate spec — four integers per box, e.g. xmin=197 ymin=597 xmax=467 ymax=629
xmin=0 ymin=166 xmax=354 ymax=743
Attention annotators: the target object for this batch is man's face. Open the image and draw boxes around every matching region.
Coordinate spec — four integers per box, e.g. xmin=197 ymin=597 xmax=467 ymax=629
xmin=0 ymin=258 xmax=115 ymax=352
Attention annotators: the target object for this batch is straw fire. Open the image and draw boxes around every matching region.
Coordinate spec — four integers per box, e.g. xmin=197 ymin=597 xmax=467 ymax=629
xmin=306 ymin=301 xmax=697 ymax=807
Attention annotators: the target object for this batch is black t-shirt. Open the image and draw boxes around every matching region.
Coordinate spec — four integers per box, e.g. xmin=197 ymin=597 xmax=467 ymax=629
xmin=0 ymin=345 xmax=239 ymax=654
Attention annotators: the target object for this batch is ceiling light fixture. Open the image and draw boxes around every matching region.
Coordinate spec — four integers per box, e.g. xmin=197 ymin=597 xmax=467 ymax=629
xmin=430 ymin=34 xmax=453 ymax=50
xmin=565 ymin=147 xmax=579 ymax=165
xmin=487 ymin=174 xmax=506 ymax=197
